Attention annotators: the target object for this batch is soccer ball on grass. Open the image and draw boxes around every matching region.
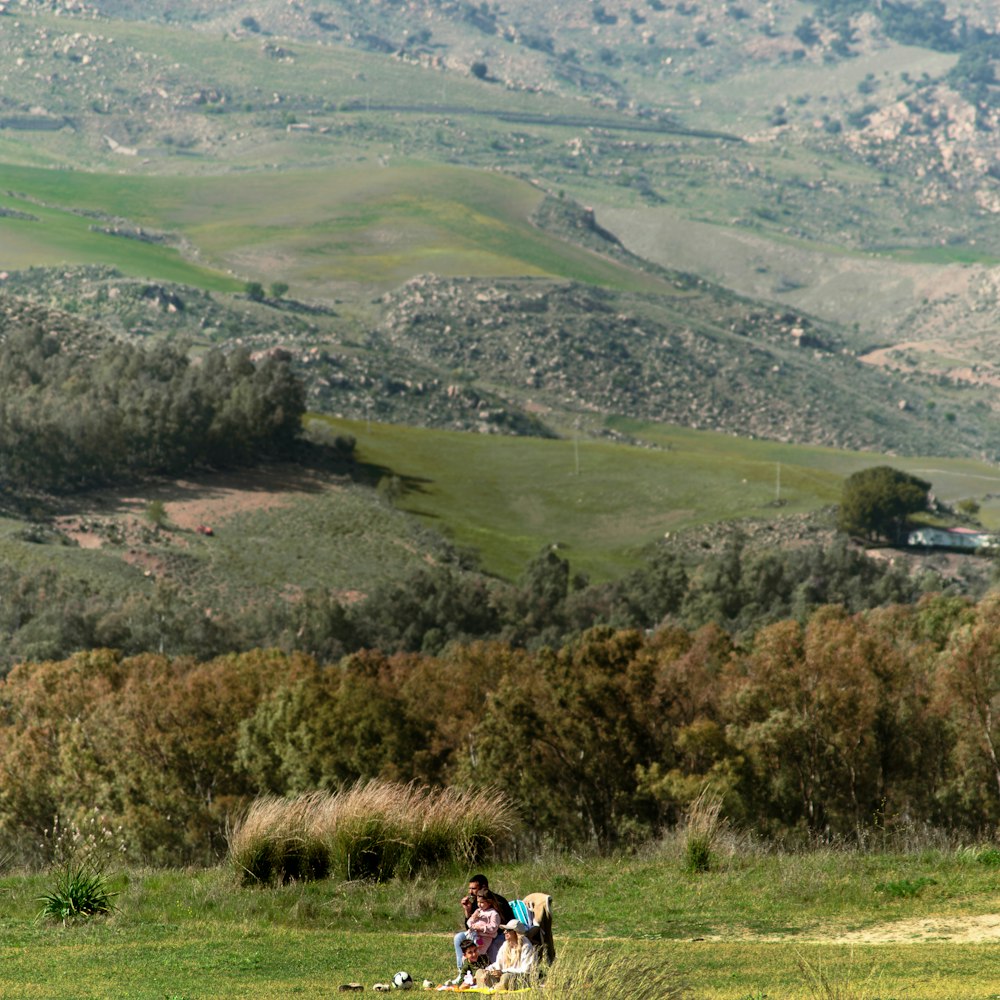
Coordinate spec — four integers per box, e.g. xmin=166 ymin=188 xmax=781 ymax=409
xmin=391 ymin=971 xmax=414 ymax=990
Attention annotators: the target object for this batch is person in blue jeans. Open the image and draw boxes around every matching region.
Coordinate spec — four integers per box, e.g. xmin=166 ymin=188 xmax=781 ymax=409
xmin=453 ymin=873 xmax=514 ymax=967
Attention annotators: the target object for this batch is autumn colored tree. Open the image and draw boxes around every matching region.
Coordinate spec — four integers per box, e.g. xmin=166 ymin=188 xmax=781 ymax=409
xmin=936 ymin=594 xmax=1000 ymax=824
xmin=0 ymin=649 xmax=308 ymax=864
xmin=396 ymin=641 xmax=529 ymax=782
xmin=726 ymin=609 xmax=890 ymax=834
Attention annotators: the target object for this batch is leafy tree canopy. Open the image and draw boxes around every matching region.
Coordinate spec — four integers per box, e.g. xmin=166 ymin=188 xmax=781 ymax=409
xmin=837 ymin=465 xmax=930 ymax=541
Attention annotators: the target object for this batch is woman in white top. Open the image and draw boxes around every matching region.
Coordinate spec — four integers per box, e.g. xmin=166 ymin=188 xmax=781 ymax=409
xmin=475 ymin=919 xmax=536 ymax=990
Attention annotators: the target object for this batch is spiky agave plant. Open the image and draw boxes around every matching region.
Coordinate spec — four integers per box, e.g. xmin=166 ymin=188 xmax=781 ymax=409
xmin=37 ymin=863 xmax=118 ymax=924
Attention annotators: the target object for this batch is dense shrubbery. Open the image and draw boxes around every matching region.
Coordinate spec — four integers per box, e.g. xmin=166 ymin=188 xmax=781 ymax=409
xmin=0 ymin=329 xmax=305 ymax=493
xmin=814 ymin=0 xmax=960 ymax=52
xmin=3 ymin=591 xmax=1000 ymax=864
xmin=0 ymin=536 xmax=930 ymax=674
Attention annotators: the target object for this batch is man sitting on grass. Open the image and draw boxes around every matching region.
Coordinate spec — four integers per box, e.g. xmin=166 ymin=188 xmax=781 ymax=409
xmin=454 ymin=873 xmax=514 ymax=967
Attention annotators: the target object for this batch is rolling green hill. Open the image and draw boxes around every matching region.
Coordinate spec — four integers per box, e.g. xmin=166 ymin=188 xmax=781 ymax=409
xmin=0 ymin=162 xmax=668 ymax=298
xmin=1 ymin=0 xmax=999 ymax=599
xmin=0 ymin=404 xmax=995 ymax=597
xmin=314 ymin=414 xmax=1000 ymax=581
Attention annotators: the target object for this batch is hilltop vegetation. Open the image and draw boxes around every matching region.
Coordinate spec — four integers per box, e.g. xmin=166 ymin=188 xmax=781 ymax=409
xmin=1 ymin=1 xmax=1000 ymax=695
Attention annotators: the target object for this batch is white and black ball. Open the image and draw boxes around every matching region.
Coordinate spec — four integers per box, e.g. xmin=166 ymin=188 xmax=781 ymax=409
xmin=391 ymin=971 xmax=414 ymax=990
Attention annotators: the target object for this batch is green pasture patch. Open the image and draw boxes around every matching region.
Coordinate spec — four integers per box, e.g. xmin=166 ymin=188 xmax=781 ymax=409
xmin=0 ymin=161 xmax=664 ymax=296
xmin=308 ymin=415 xmax=1000 ymax=581
xmin=611 ymin=417 xmax=1000 ymax=501
xmin=0 ymin=184 xmax=240 ymax=291
xmin=329 ymin=417 xmax=839 ymax=581
xmin=156 ymin=163 xmax=667 ymax=293
xmin=340 ymin=423 xmax=772 ymax=580
xmin=885 ymin=245 xmax=1000 ymax=266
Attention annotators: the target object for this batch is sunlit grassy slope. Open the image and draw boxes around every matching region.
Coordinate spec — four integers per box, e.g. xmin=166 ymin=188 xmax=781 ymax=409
xmin=0 ymin=162 xmax=667 ymax=296
xmin=321 ymin=415 xmax=1000 ymax=581
xmin=0 ymin=188 xmax=241 ymax=291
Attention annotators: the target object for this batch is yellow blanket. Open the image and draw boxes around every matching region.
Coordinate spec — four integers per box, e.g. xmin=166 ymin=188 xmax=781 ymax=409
xmin=433 ymin=988 xmax=535 ymax=994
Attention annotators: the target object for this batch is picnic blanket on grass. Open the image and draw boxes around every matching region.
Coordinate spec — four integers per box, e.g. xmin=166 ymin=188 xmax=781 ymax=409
xmin=434 ymin=987 xmax=536 ymax=993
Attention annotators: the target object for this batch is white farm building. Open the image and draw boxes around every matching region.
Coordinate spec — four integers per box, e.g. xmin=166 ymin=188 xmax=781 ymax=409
xmin=906 ymin=527 xmax=998 ymax=551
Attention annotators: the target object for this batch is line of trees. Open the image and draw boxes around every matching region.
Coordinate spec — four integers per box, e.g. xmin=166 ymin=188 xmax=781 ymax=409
xmin=0 ymin=537 xmax=935 ymax=676
xmin=0 ymin=328 xmax=305 ymax=493
xmin=3 ymin=591 xmax=1000 ymax=865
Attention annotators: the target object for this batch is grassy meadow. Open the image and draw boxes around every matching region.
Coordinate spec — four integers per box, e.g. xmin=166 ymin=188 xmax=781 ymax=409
xmin=4 ymin=846 xmax=1000 ymax=998
xmin=0 ymin=160 xmax=668 ymax=300
xmin=0 ymin=187 xmax=241 ymax=291
xmin=326 ymin=415 xmax=1000 ymax=581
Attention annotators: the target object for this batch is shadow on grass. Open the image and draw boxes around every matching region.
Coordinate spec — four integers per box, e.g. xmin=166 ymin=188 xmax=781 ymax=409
xmin=2 ymin=443 xmax=433 ymax=529
xmin=295 ymin=441 xmax=432 ymax=497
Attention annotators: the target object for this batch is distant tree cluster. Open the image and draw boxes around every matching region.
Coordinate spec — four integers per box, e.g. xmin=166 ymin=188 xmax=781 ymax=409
xmin=4 ymin=591 xmax=1000 ymax=864
xmin=0 ymin=329 xmax=305 ymax=493
xmin=814 ymin=0 xmax=960 ymax=51
xmin=341 ymin=535 xmax=926 ymax=655
xmin=0 ymin=537 xmax=932 ymax=677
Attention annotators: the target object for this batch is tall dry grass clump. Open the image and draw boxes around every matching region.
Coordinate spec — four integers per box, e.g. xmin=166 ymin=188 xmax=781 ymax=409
xmin=228 ymin=781 xmax=518 ymax=885
xmin=682 ymin=786 xmax=725 ymax=873
xmin=543 ymin=950 xmax=687 ymax=999
xmin=796 ymin=949 xmax=885 ymax=1000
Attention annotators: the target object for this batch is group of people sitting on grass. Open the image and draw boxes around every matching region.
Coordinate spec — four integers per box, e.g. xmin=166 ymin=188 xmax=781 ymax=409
xmin=440 ymin=873 xmax=541 ymax=992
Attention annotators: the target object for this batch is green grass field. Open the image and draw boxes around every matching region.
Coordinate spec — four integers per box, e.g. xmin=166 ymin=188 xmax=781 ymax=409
xmin=4 ymin=846 xmax=1000 ymax=998
xmin=326 ymin=415 xmax=1000 ymax=580
xmin=0 ymin=188 xmax=241 ymax=291
xmin=0 ymin=161 xmax=668 ymax=298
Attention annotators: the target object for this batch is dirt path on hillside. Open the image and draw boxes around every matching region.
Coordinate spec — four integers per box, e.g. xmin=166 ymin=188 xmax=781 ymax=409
xmin=859 ymin=338 xmax=1000 ymax=388
xmin=820 ymin=913 xmax=1000 ymax=944
xmin=53 ymin=464 xmax=339 ymax=549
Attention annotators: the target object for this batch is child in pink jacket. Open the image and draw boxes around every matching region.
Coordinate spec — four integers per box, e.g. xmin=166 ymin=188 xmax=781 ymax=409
xmin=466 ymin=891 xmax=500 ymax=957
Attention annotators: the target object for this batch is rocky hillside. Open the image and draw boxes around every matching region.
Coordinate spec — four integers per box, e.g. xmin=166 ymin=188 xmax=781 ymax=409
xmin=29 ymin=0 xmax=993 ymax=244
xmin=7 ymin=0 xmax=999 ymax=251
xmin=3 ymin=0 xmax=1000 ymax=459
xmin=376 ymin=273 xmax=999 ymax=457
xmin=5 ymin=260 xmax=993 ymax=458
